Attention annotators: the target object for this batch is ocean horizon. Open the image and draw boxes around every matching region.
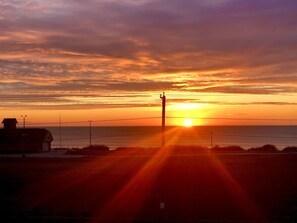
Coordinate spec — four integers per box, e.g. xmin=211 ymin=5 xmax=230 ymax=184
xmin=44 ymin=125 xmax=297 ymax=150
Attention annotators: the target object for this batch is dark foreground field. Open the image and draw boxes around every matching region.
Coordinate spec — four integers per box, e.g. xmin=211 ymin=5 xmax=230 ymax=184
xmin=1 ymin=150 xmax=297 ymax=222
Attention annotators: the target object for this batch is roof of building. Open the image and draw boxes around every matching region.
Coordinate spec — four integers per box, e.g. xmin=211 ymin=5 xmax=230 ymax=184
xmin=2 ymin=118 xmax=18 ymax=124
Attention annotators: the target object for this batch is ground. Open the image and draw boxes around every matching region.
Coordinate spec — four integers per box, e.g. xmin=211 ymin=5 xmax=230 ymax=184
xmin=0 ymin=151 xmax=297 ymax=222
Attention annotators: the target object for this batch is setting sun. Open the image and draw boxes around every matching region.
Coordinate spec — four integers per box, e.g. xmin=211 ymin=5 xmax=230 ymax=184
xmin=183 ymin=119 xmax=193 ymax=127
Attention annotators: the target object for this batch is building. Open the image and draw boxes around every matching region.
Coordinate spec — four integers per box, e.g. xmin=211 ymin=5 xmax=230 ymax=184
xmin=2 ymin=118 xmax=18 ymax=130
xmin=0 ymin=118 xmax=53 ymax=153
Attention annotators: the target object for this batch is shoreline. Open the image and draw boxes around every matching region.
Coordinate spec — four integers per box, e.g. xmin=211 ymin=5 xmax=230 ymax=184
xmin=0 ymin=144 xmax=297 ymax=159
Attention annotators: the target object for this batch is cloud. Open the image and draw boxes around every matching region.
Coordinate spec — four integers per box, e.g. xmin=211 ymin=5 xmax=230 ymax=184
xmin=201 ymin=101 xmax=297 ymax=106
xmin=0 ymin=0 xmax=297 ymax=109
xmin=196 ymin=85 xmax=297 ymax=95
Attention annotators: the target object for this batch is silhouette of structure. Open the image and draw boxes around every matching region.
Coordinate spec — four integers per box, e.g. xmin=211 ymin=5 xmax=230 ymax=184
xmin=160 ymin=92 xmax=166 ymax=147
xmin=0 ymin=118 xmax=53 ymax=153
xmin=21 ymin=114 xmax=27 ymax=128
xmin=2 ymin=118 xmax=18 ymax=130
xmin=88 ymin=120 xmax=92 ymax=147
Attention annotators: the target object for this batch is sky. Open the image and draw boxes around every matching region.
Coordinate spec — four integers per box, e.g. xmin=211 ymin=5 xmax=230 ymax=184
xmin=0 ymin=0 xmax=296 ymax=126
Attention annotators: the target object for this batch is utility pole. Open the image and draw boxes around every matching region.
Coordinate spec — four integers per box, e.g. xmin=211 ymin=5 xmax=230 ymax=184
xmin=210 ymin=131 xmax=213 ymax=149
xmin=160 ymin=92 xmax=166 ymax=147
xmin=21 ymin=115 xmax=27 ymax=128
xmin=59 ymin=115 xmax=62 ymax=149
xmin=88 ymin=120 xmax=92 ymax=148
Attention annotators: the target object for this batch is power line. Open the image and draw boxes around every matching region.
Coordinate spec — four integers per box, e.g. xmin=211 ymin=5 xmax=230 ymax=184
xmin=92 ymin=117 xmax=161 ymax=123
xmin=26 ymin=120 xmax=88 ymax=126
xmin=166 ymin=116 xmax=297 ymax=121
xmin=26 ymin=116 xmax=161 ymax=126
xmin=25 ymin=116 xmax=297 ymax=126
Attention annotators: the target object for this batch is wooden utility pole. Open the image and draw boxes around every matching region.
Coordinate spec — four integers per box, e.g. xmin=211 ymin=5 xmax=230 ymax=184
xmin=88 ymin=120 xmax=92 ymax=147
xmin=210 ymin=131 xmax=213 ymax=149
xmin=160 ymin=92 xmax=166 ymax=147
xmin=59 ymin=115 xmax=62 ymax=149
xmin=21 ymin=115 xmax=27 ymax=128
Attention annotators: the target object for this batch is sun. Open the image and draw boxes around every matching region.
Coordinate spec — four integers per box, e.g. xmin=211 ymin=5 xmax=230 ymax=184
xmin=183 ymin=119 xmax=193 ymax=127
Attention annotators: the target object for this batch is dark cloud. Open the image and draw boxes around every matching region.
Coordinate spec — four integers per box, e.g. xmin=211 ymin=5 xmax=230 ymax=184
xmin=0 ymin=102 xmax=159 ymax=110
xmin=0 ymin=79 xmax=184 ymax=94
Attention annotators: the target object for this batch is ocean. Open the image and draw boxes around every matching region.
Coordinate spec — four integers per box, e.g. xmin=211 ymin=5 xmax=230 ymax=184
xmin=46 ymin=126 xmax=297 ymax=150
